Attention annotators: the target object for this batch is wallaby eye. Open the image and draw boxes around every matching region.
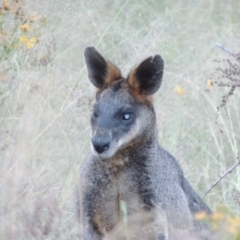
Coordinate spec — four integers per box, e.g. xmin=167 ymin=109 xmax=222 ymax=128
xmin=122 ymin=113 xmax=131 ymax=120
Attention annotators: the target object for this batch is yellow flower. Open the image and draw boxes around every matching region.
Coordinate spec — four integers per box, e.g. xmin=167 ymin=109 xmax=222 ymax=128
xmin=210 ymin=212 xmax=225 ymax=221
xmin=4 ymin=0 xmax=10 ymax=10
xmin=226 ymin=225 xmax=239 ymax=235
xmin=20 ymin=23 xmax=31 ymax=32
xmin=1 ymin=30 xmax=6 ymax=35
xmin=20 ymin=36 xmax=28 ymax=44
xmin=20 ymin=36 xmax=38 ymax=49
xmin=227 ymin=216 xmax=240 ymax=234
xmin=174 ymin=85 xmax=184 ymax=95
xmin=195 ymin=211 xmax=207 ymax=220
xmin=207 ymin=80 xmax=213 ymax=90
xmin=226 ymin=218 xmax=240 ymax=235
xmin=28 ymin=38 xmax=38 ymax=48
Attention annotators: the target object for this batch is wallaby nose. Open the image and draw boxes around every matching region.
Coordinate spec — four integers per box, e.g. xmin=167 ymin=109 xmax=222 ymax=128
xmin=91 ymin=136 xmax=110 ymax=154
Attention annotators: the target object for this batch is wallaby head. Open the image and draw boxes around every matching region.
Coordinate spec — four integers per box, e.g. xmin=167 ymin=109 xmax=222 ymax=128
xmin=84 ymin=46 xmax=164 ymax=159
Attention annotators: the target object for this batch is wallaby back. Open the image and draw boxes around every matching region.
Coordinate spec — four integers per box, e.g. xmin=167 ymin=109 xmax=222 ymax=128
xmin=77 ymin=47 xmax=211 ymax=240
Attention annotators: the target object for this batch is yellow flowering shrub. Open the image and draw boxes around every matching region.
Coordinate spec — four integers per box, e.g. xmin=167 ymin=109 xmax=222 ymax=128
xmin=0 ymin=0 xmax=54 ymax=84
xmin=195 ymin=207 xmax=240 ymax=239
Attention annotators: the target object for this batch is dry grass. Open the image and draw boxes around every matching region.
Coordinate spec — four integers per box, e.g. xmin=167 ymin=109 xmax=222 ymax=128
xmin=0 ymin=0 xmax=240 ymax=239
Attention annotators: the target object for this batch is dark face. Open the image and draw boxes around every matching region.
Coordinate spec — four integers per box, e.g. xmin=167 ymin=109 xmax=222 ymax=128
xmin=84 ymin=46 xmax=164 ymax=158
xmin=90 ymin=79 xmax=154 ymax=158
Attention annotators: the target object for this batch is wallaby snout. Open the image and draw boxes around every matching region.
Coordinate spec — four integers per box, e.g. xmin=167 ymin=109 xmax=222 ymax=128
xmin=91 ymin=133 xmax=111 ymax=154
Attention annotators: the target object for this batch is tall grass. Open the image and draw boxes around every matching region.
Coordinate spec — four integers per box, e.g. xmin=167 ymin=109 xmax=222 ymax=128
xmin=0 ymin=0 xmax=239 ymax=239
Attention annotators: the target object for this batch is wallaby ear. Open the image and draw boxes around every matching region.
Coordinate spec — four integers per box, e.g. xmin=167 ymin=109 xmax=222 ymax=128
xmin=84 ymin=46 xmax=121 ymax=89
xmin=128 ymin=55 xmax=164 ymax=95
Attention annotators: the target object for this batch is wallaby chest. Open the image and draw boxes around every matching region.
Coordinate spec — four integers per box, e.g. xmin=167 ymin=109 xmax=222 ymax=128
xmin=91 ymin=156 xmax=148 ymax=233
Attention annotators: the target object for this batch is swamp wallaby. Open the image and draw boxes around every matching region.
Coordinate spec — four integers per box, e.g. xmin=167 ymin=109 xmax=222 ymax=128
xmin=78 ymin=46 xmax=211 ymax=240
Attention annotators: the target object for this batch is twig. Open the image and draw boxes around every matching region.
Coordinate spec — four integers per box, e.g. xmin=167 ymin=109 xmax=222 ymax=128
xmin=202 ymin=156 xmax=240 ymax=199
xmin=215 ymin=43 xmax=234 ymax=56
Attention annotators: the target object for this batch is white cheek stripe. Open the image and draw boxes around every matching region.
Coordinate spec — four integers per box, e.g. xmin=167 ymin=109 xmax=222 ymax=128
xmin=117 ymin=119 xmax=141 ymax=149
xmin=90 ymin=119 xmax=142 ymax=158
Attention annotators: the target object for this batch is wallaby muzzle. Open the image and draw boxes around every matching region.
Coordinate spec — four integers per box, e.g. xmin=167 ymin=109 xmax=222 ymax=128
xmin=91 ymin=129 xmax=111 ymax=154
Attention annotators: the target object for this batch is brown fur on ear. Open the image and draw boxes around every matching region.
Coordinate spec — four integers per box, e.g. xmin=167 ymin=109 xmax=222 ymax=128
xmin=96 ymin=62 xmax=121 ymax=94
xmin=127 ymin=68 xmax=152 ymax=104
xmin=127 ymin=54 xmax=164 ymax=96
xmin=84 ymin=46 xmax=122 ymax=89
xmin=105 ymin=61 xmax=121 ymax=85
xmin=128 ymin=68 xmax=140 ymax=91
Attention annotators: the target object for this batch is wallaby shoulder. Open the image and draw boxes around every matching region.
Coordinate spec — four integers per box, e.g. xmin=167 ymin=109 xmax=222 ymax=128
xmin=155 ymin=146 xmax=211 ymax=214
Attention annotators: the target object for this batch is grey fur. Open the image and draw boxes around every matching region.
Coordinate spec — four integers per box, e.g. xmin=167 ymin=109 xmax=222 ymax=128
xmin=77 ymin=47 xmax=211 ymax=240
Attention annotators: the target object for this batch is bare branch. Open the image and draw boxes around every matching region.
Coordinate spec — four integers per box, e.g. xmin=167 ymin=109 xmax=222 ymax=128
xmin=202 ymin=156 xmax=240 ymax=199
xmin=215 ymin=43 xmax=234 ymax=56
